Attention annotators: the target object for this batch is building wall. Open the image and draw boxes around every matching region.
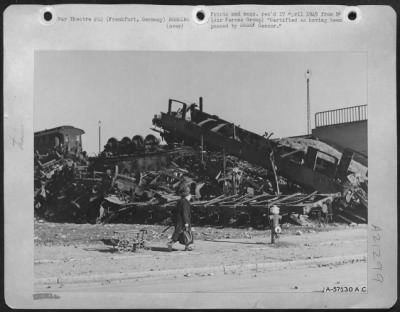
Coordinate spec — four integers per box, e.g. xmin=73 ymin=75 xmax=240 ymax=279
xmin=312 ymin=120 xmax=368 ymax=156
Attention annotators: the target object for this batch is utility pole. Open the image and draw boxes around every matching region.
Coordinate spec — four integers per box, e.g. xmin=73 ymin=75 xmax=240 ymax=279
xmin=98 ymin=120 xmax=102 ymax=154
xmin=223 ymin=149 xmax=226 ymax=194
xmin=200 ymin=135 xmax=204 ymax=162
xmin=305 ymin=69 xmax=312 ymax=135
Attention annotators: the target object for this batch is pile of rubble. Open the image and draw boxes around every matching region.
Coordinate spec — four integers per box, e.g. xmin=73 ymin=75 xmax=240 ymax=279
xmin=34 ymin=150 xmax=100 ymax=223
xmin=34 ymin=98 xmax=369 ymax=227
xmin=34 ymin=141 xmax=367 ymax=227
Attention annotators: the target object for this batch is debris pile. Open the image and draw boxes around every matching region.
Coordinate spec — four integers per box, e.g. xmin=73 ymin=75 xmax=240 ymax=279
xmin=34 ymin=140 xmax=367 ymax=227
xmin=34 ymin=98 xmax=368 ymax=226
xmin=34 ymin=150 xmax=101 ymax=223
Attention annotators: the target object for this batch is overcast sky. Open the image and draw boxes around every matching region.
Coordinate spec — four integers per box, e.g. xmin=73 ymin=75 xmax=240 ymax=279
xmin=34 ymin=51 xmax=367 ymax=155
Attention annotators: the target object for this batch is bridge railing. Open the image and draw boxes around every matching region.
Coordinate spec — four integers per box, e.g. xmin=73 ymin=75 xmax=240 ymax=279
xmin=315 ymin=105 xmax=367 ymax=128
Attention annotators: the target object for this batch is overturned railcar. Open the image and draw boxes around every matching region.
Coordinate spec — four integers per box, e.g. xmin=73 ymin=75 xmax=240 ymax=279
xmin=152 ymin=98 xmax=277 ymax=169
xmin=152 ymin=97 xmax=362 ymax=194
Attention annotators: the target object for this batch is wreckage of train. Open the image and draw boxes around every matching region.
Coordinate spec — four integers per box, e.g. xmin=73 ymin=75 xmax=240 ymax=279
xmin=34 ymin=97 xmax=368 ymax=226
xmin=152 ymin=97 xmax=364 ymax=194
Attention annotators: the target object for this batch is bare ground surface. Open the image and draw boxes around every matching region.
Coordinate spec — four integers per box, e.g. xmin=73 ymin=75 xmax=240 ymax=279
xmin=33 ymin=221 xmax=367 ymax=309
xmin=33 ymin=262 xmax=367 ymax=309
xmin=35 ymin=221 xmax=367 ymax=289
xmin=39 ymin=261 xmax=367 ymax=293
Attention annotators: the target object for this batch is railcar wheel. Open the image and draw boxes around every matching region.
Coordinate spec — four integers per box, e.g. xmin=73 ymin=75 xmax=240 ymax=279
xmin=132 ymin=135 xmax=144 ymax=150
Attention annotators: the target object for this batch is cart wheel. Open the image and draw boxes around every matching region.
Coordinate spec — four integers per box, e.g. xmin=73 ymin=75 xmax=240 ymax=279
xmin=117 ymin=239 xmax=130 ymax=252
xmin=136 ymin=241 xmax=144 ymax=250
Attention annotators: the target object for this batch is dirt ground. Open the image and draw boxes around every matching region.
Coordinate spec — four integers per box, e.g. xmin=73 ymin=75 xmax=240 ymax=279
xmin=33 ymin=261 xmax=368 ymax=309
xmin=34 ymin=218 xmax=358 ymax=247
xmin=34 ymin=220 xmax=367 ymax=288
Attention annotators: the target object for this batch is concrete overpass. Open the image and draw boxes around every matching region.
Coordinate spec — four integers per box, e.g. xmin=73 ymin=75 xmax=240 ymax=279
xmin=311 ymin=105 xmax=367 ymax=165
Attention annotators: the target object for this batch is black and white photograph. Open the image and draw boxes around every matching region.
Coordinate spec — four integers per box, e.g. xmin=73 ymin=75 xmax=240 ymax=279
xmin=4 ymin=4 xmax=396 ymax=309
xmin=32 ymin=50 xmax=369 ymax=292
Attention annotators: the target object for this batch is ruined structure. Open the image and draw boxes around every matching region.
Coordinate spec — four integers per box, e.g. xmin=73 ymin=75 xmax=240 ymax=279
xmin=34 ymin=98 xmax=368 ymax=226
xmin=152 ymin=97 xmax=365 ymax=194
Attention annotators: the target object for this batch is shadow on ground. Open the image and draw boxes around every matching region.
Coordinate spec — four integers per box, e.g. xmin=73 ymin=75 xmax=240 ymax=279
xmin=146 ymin=246 xmax=172 ymax=252
xmin=83 ymin=246 xmax=177 ymax=253
xmin=83 ymin=247 xmax=118 ymax=253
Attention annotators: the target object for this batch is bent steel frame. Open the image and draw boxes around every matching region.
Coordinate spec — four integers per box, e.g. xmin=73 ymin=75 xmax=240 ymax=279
xmin=153 ymin=97 xmax=361 ymax=194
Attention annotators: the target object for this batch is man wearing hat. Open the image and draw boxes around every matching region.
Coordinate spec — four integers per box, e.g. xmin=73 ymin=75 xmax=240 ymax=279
xmin=167 ymin=184 xmax=194 ymax=251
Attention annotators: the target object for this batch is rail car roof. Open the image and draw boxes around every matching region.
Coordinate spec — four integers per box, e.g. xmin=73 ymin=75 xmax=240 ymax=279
xmin=34 ymin=125 xmax=85 ymax=136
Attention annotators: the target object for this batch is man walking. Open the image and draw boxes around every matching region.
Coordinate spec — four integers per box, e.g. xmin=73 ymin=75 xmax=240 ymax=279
xmin=167 ymin=184 xmax=194 ymax=251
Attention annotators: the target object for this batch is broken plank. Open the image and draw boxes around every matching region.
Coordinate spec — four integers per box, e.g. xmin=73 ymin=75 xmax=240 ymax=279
xmin=232 ymin=193 xmax=274 ymax=206
xmin=234 ymin=194 xmax=270 ymax=207
xmin=267 ymin=193 xmax=302 ymax=207
xmin=282 ymin=191 xmax=319 ymax=205
xmin=204 ymin=194 xmax=226 ymax=207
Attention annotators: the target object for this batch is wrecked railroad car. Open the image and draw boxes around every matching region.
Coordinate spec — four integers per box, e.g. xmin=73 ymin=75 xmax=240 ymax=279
xmin=34 ymin=125 xmax=85 ymax=156
xmin=35 ymin=100 xmax=367 ymax=225
xmin=152 ymin=97 xmax=367 ymax=194
xmin=152 ymin=98 xmax=277 ymax=169
xmin=102 ymin=134 xmax=161 ymax=156
xmin=89 ymin=144 xmax=199 ymax=173
xmin=96 ymin=190 xmax=342 ymax=227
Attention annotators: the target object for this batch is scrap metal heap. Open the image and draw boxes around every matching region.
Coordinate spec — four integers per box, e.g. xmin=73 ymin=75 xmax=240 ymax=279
xmin=34 ymin=148 xmax=99 ymax=223
xmin=34 ymin=97 xmax=368 ymax=227
xmin=152 ymin=98 xmax=367 ymax=194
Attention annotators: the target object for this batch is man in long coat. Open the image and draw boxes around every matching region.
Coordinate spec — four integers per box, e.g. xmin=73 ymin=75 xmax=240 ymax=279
xmin=167 ymin=184 xmax=193 ymax=251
